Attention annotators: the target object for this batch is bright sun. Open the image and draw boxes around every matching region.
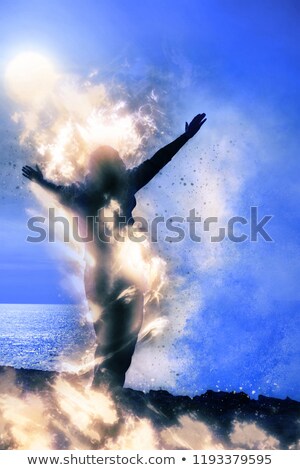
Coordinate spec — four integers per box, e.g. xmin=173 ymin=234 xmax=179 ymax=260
xmin=5 ymin=52 xmax=57 ymax=104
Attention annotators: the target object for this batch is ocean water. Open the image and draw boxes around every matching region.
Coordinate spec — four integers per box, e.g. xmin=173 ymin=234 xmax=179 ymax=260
xmin=0 ymin=304 xmax=95 ymax=371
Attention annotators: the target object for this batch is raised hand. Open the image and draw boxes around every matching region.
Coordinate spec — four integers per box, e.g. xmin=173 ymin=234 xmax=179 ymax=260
xmin=22 ymin=164 xmax=44 ymax=183
xmin=185 ymin=113 xmax=207 ymax=139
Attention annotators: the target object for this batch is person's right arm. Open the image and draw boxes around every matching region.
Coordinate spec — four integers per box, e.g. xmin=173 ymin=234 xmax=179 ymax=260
xmin=22 ymin=165 xmax=61 ymax=194
xmin=22 ymin=164 xmax=78 ymax=207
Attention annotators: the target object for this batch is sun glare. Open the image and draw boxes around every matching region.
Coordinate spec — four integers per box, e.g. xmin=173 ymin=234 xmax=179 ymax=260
xmin=5 ymin=51 xmax=57 ymax=104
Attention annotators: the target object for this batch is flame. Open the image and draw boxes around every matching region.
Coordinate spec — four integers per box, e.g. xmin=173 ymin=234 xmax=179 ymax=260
xmin=0 ymin=371 xmax=281 ymax=450
xmin=14 ymin=71 xmax=159 ymax=182
xmin=54 ymin=377 xmax=117 ymax=444
xmin=106 ymin=417 xmax=158 ymax=450
xmin=0 ymin=394 xmax=52 ymax=450
xmin=160 ymin=415 xmax=224 ymax=450
xmin=114 ymin=232 xmax=168 ymax=342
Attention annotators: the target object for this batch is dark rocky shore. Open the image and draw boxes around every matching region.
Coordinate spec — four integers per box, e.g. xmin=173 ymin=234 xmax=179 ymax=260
xmin=0 ymin=366 xmax=299 ymax=449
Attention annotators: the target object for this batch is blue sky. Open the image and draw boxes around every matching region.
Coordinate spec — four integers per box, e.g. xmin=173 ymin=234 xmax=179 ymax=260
xmin=0 ymin=0 xmax=299 ymax=398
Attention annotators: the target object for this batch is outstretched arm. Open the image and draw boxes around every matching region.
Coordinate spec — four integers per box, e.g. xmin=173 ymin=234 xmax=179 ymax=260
xmin=22 ymin=164 xmax=78 ymax=207
xmin=130 ymin=113 xmax=206 ymax=193
xmin=22 ymin=164 xmax=61 ymax=194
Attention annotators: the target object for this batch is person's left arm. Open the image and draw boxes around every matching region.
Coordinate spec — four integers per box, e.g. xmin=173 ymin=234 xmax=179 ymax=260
xmin=129 ymin=113 xmax=206 ymax=193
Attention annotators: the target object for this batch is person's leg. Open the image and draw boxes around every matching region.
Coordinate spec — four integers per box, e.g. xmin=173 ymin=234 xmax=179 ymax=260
xmin=92 ymin=284 xmax=144 ymax=389
xmin=93 ymin=337 xmax=138 ymax=388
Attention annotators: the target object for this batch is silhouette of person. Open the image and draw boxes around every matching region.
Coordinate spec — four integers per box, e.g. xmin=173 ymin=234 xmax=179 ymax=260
xmin=22 ymin=113 xmax=207 ymax=389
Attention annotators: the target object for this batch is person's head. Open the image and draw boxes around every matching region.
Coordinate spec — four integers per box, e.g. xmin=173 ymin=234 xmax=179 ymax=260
xmin=86 ymin=145 xmax=126 ymax=196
